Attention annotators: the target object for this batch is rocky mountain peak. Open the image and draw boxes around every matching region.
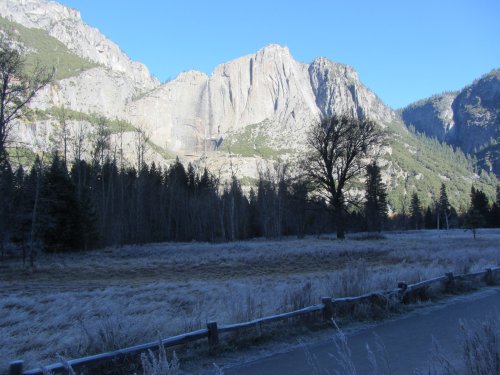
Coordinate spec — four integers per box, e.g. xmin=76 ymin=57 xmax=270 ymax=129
xmin=0 ymin=0 xmax=80 ymax=28
xmin=310 ymin=57 xmax=359 ymax=83
xmin=255 ymin=44 xmax=291 ymax=59
xmin=0 ymin=0 xmax=159 ymax=92
xmin=174 ymin=70 xmax=209 ymax=83
xmin=309 ymin=57 xmax=394 ymax=122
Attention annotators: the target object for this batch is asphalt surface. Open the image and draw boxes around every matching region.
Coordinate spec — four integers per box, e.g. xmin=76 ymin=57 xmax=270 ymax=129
xmin=222 ymin=287 xmax=500 ymax=375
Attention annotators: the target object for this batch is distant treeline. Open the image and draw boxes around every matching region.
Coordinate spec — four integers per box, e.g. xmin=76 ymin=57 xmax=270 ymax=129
xmin=0 ymin=154 xmax=499 ymax=259
xmin=0 ymin=155 xmax=332 ymax=258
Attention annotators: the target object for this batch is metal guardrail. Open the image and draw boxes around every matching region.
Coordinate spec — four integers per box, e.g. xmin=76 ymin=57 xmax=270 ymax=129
xmin=7 ymin=266 xmax=499 ymax=375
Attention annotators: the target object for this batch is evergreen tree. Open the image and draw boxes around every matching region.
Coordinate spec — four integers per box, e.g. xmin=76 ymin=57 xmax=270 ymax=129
xmin=69 ymin=159 xmax=99 ymax=248
xmin=247 ymin=188 xmax=260 ymax=238
xmin=78 ymin=186 xmax=99 ymax=250
xmin=165 ymin=158 xmax=189 ymax=241
xmin=463 ymin=186 xmax=490 ymax=238
xmin=186 ymin=162 xmax=196 ymax=193
xmin=469 ymin=186 xmax=490 ymax=226
xmin=364 ymin=161 xmax=388 ymax=232
xmin=437 ymin=183 xmax=451 ymax=229
xmin=490 ymin=186 xmax=500 ymax=227
xmin=40 ymin=153 xmax=83 ymax=252
xmin=0 ymin=160 xmax=13 ymax=258
xmin=289 ymin=179 xmax=308 ymax=238
xmin=410 ymin=192 xmax=423 ymax=230
xmin=11 ymin=166 xmax=32 ymax=253
xmin=424 ymin=206 xmax=435 ymax=229
xmin=26 ymin=156 xmax=45 ymax=266
xmin=463 ymin=208 xmax=484 ymax=239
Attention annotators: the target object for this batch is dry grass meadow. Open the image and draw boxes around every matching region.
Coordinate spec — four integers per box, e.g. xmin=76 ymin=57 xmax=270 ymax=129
xmin=1 ymin=229 xmax=499 ymax=371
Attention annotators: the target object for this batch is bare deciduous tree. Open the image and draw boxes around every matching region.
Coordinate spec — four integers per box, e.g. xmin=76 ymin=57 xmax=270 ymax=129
xmin=305 ymin=115 xmax=384 ymax=239
xmin=134 ymin=123 xmax=150 ymax=171
xmin=0 ymin=35 xmax=53 ymax=163
xmin=90 ymin=115 xmax=110 ymax=168
xmin=52 ymin=105 xmax=70 ymax=166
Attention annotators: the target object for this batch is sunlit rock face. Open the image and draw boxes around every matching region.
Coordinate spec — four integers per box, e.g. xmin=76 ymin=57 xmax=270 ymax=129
xmin=0 ymin=0 xmax=158 ymax=91
xmin=1 ymin=0 xmax=395 ymax=155
xmin=130 ymin=45 xmax=395 ymax=153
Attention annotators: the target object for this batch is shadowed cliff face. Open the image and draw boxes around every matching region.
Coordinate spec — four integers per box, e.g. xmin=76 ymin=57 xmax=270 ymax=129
xmin=402 ymin=69 xmax=500 ymax=175
xmin=452 ymin=70 xmax=500 ymax=153
xmin=402 ymin=93 xmax=457 ymax=143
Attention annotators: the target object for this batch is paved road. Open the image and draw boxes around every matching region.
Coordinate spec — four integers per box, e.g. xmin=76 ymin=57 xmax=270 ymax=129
xmin=223 ymin=287 xmax=500 ymax=375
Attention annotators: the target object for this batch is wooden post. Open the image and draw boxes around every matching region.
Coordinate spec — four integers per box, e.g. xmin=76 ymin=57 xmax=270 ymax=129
xmin=445 ymin=272 xmax=454 ymax=290
xmin=397 ymin=282 xmax=408 ymax=302
xmin=207 ymin=321 xmax=219 ymax=356
xmin=321 ymin=297 xmax=334 ymax=321
xmin=485 ymin=268 xmax=494 ymax=285
xmin=8 ymin=361 xmax=24 ymax=375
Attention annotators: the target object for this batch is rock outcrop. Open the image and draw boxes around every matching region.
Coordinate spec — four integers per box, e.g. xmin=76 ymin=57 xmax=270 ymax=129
xmin=401 ymin=92 xmax=457 ymax=143
xmin=127 ymin=70 xmax=210 ymax=153
xmin=309 ymin=57 xmax=394 ymax=123
xmin=452 ymin=69 xmax=500 ymax=153
xmin=32 ymin=67 xmax=142 ymax=118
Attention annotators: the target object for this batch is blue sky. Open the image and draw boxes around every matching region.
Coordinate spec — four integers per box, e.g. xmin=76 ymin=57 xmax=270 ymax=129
xmin=59 ymin=0 xmax=499 ymax=109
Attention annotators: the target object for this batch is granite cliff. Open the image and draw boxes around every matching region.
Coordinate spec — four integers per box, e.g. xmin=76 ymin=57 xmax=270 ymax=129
xmin=402 ymin=69 xmax=500 ymax=174
xmin=127 ymin=45 xmax=395 ymax=154
xmin=0 ymin=0 xmax=496 ymax=210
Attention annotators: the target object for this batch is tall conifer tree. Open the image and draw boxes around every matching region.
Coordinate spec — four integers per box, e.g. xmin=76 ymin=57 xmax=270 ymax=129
xmin=364 ymin=161 xmax=388 ymax=232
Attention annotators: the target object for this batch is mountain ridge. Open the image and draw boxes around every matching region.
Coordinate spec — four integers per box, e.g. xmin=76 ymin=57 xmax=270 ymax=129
xmin=0 ymin=0 xmax=159 ymax=91
xmin=402 ymin=69 xmax=500 ymax=175
xmin=127 ymin=43 xmax=395 ymax=154
xmin=0 ymin=0 xmax=497 ymax=212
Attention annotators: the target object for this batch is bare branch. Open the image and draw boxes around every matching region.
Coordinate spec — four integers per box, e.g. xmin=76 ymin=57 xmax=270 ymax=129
xmin=304 ymin=115 xmax=384 ymax=238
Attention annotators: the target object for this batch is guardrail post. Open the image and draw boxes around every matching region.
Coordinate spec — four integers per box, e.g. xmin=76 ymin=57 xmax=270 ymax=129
xmin=321 ymin=297 xmax=334 ymax=321
xmin=485 ymin=268 xmax=494 ymax=285
xmin=8 ymin=360 xmax=24 ymax=375
xmin=397 ymin=282 xmax=408 ymax=302
xmin=207 ymin=321 xmax=219 ymax=356
xmin=445 ymin=272 xmax=454 ymax=290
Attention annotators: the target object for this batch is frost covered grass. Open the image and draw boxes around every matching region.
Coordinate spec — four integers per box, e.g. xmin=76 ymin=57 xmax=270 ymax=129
xmin=1 ymin=229 xmax=499 ymax=371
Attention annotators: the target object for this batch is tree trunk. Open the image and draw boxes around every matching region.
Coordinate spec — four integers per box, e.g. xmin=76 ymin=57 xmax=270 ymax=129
xmin=336 ymin=216 xmax=345 ymax=239
xmin=29 ymin=168 xmax=41 ymax=269
xmin=219 ymin=199 xmax=226 ymax=242
xmin=335 ymin=202 xmax=345 ymax=239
